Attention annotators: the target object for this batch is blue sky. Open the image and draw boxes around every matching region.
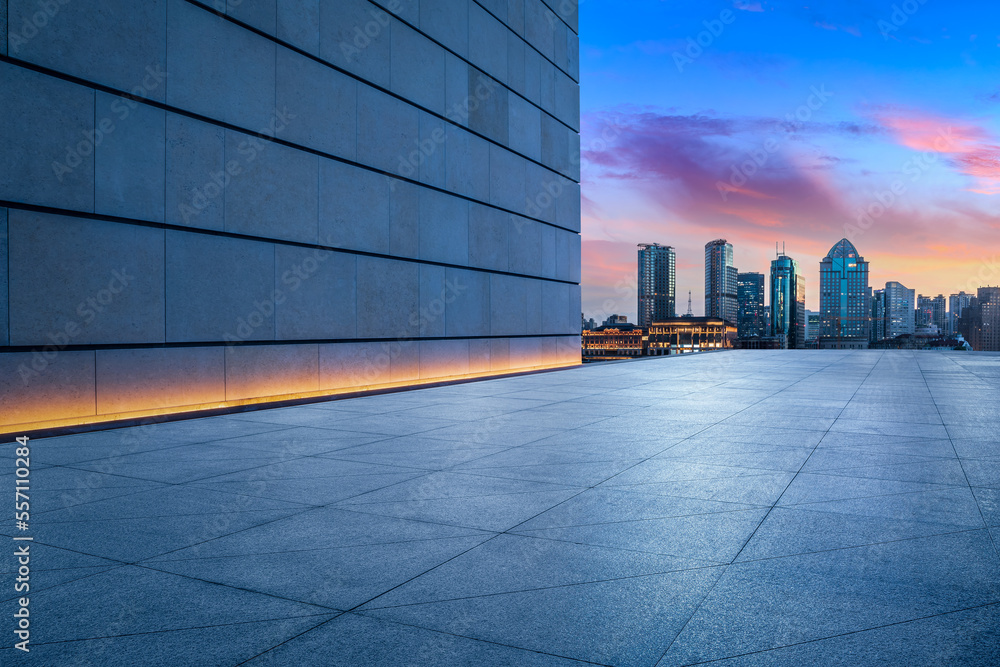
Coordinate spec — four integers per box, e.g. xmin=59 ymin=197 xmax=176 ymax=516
xmin=577 ymin=0 xmax=1000 ymax=319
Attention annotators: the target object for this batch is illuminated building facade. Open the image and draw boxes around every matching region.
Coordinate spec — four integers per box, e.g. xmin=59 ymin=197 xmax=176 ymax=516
xmin=871 ymin=289 xmax=887 ymax=342
xmin=737 ymin=271 xmax=766 ymax=339
xmin=885 ymin=281 xmax=916 ymax=337
xmin=0 ymin=1 xmax=582 ymax=433
xmin=637 ymin=243 xmax=676 ymax=329
xmin=948 ymin=292 xmax=973 ymax=335
xmin=770 ymin=254 xmax=806 ymax=349
xmin=647 ymin=318 xmax=736 ymax=355
xmin=818 ymin=238 xmax=870 ymax=348
xmin=958 ymin=287 xmax=1000 ymax=351
xmin=705 ymin=239 xmax=738 ymax=324
xmin=916 ymin=294 xmax=946 ymax=332
xmin=582 ymin=325 xmax=645 ymax=358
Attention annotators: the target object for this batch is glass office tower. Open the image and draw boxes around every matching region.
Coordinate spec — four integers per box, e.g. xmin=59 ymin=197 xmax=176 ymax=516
xmin=818 ymin=238 xmax=870 ymax=347
xmin=705 ymin=239 xmax=738 ymax=324
xmin=770 ymin=253 xmax=805 ymax=349
xmin=637 ymin=243 xmax=676 ymax=329
xmin=737 ymin=272 xmax=766 ymax=338
xmin=885 ymin=281 xmax=916 ymax=337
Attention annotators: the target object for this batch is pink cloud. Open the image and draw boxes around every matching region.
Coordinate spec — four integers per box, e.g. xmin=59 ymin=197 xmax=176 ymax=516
xmin=579 ymin=107 xmax=1000 ymax=318
xmin=872 ymin=109 xmax=1000 ymax=194
xmin=582 ymin=110 xmax=852 ymax=234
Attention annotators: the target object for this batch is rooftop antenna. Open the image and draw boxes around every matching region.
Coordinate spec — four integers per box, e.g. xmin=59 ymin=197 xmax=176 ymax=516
xmin=686 ymin=291 xmax=693 ymax=316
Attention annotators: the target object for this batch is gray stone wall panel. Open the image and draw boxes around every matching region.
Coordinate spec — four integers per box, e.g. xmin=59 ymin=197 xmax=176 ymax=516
xmin=8 ymin=211 xmax=165 ymax=346
xmin=276 ymin=48 xmax=358 ymax=160
xmin=167 ymin=0 xmax=276 ymax=131
xmin=0 ymin=351 xmax=95 ymax=428
xmin=8 ymin=0 xmax=167 ymax=101
xmin=224 ymin=130 xmax=320 ymax=244
xmin=320 ymin=160 xmax=391 ymax=254
xmin=0 ymin=63 xmax=95 ymax=212
xmin=95 ymin=92 xmax=166 ymax=222
xmin=95 ymin=347 xmax=225 ymax=413
xmin=274 ymin=246 xmax=358 ymax=340
xmin=165 ymin=113 xmax=226 ymax=231
xmin=0 ymin=208 xmax=7 ymax=346
xmin=164 ymin=231 xmax=275 ymax=343
xmin=225 ymin=343 xmax=320 ymax=400
xmin=278 ymin=0 xmax=321 ymax=55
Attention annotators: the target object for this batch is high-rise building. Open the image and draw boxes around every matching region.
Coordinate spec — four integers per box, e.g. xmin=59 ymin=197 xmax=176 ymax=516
xmin=770 ymin=253 xmax=805 ymax=349
xmin=916 ymin=296 xmax=931 ymax=328
xmin=602 ymin=314 xmax=629 ymax=327
xmin=638 ymin=243 xmax=676 ymax=329
xmin=705 ymin=239 xmax=738 ymax=324
xmin=885 ymin=282 xmax=916 ymax=337
xmin=871 ymin=289 xmax=887 ymax=342
xmin=931 ymin=295 xmax=947 ymax=331
xmin=0 ymin=3 xmax=582 ymax=433
xmin=818 ymin=238 xmax=870 ymax=347
xmin=958 ymin=287 xmax=1000 ymax=351
xmin=948 ymin=292 xmax=973 ymax=335
xmin=804 ymin=310 xmax=821 ymax=344
xmin=916 ymin=295 xmax=946 ymax=331
xmin=736 ymin=272 xmax=766 ymax=338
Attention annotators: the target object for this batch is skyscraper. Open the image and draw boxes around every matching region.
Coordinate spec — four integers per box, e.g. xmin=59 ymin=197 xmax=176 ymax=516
xmin=930 ymin=295 xmax=947 ymax=331
xmin=958 ymin=287 xmax=1000 ymax=351
xmin=705 ymin=239 xmax=738 ymax=324
xmin=948 ymin=291 xmax=973 ymax=335
xmin=770 ymin=253 xmax=805 ymax=349
xmin=818 ymin=238 xmax=870 ymax=348
xmin=914 ymin=295 xmax=945 ymax=330
xmin=737 ymin=272 xmax=766 ymax=338
xmin=637 ymin=243 xmax=676 ymax=329
xmin=885 ymin=281 xmax=916 ymax=337
xmin=871 ymin=289 xmax=887 ymax=343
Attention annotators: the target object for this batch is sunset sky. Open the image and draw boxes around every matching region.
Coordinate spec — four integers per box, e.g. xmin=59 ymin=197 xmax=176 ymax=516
xmin=578 ymin=0 xmax=1000 ymax=321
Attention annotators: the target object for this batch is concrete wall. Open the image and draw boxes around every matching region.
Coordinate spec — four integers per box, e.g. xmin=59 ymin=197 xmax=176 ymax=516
xmin=0 ymin=0 xmax=581 ymax=432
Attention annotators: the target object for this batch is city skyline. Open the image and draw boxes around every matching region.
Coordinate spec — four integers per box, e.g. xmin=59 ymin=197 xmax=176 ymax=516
xmin=579 ymin=1 xmax=1000 ymax=320
xmin=586 ymin=234 xmax=995 ymax=326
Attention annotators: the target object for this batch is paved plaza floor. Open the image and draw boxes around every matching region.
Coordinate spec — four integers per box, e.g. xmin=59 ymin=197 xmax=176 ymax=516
xmin=3 ymin=350 xmax=999 ymax=665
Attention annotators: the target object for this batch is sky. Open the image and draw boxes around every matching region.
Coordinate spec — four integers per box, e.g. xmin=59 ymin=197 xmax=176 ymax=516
xmin=578 ymin=0 xmax=1000 ymax=321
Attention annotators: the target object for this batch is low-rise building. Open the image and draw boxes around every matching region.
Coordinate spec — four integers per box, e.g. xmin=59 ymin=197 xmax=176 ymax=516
xmin=647 ymin=318 xmax=737 ymax=355
xmin=582 ymin=325 xmax=645 ymax=358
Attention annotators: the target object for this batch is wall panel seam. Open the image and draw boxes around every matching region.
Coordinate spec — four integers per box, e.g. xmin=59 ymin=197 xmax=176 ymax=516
xmin=0 ymin=200 xmax=579 ymax=286
xmin=0 ymin=55 xmax=581 ymax=236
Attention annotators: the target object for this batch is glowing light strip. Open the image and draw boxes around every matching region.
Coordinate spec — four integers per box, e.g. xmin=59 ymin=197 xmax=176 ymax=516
xmin=0 ymin=361 xmax=580 ymax=436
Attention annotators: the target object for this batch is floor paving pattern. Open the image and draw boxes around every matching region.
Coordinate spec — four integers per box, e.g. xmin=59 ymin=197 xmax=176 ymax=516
xmin=3 ymin=351 xmax=999 ymax=665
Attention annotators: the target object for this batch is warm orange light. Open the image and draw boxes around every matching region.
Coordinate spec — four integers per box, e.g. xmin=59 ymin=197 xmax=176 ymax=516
xmin=0 ymin=360 xmax=580 ymax=437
